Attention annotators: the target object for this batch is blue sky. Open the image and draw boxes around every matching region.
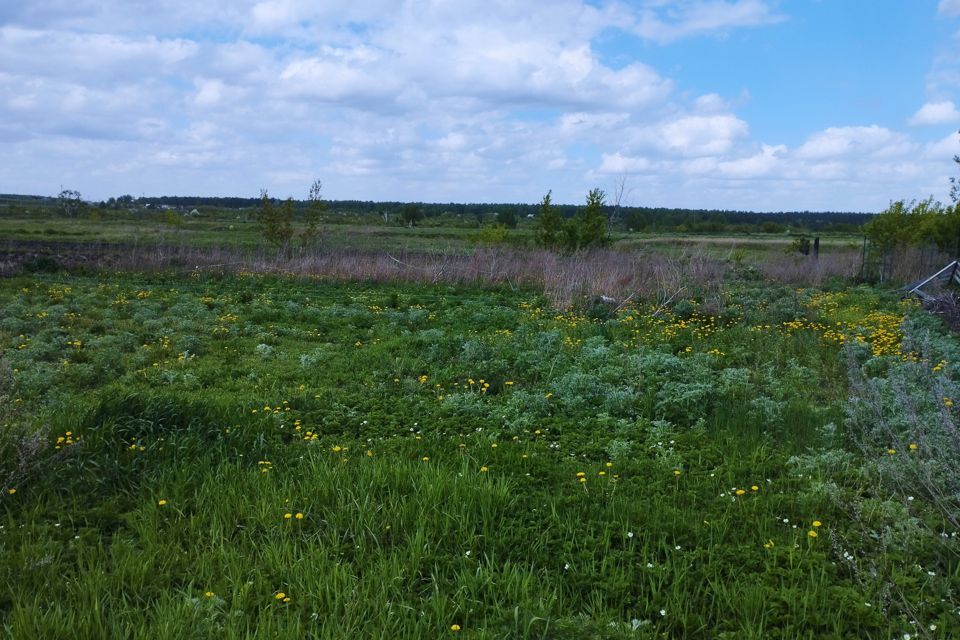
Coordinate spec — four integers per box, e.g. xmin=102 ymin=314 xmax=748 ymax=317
xmin=1 ymin=0 xmax=959 ymax=211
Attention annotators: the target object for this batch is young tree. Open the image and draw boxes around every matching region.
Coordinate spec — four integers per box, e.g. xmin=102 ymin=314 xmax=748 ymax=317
xmin=579 ymin=187 xmax=608 ymax=248
xmin=57 ymin=189 xmax=84 ymax=217
xmin=535 ymin=190 xmax=564 ymax=249
xmin=302 ymin=179 xmax=326 ymax=247
xmin=254 ymin=189 xmax=294 ymax=251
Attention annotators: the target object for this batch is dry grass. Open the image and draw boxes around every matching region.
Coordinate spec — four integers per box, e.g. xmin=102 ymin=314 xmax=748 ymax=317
xmin=3 ymin=239 xmax=879 ymax=307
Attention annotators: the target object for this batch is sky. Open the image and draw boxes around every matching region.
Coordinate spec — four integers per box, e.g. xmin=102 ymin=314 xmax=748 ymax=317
xmin=1 ymin=0 xmax=959 ymax=211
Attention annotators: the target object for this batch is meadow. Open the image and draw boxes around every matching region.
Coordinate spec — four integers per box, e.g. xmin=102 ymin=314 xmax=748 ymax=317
xmin=1 ymin=257 xmax=959 ymax=638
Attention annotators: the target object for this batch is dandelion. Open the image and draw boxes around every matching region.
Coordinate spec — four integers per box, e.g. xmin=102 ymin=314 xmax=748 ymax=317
xmin=576 ymin=472 xmax=586 ymax=478
xmin=807 ymin=530 xmax=818 ymax=538
xmin=450 ymin=624 xmax=461 ymax=632
xmin=578 ymin=477 xmax=587 ymax=484
xmin=6 ymin=489 xmax=15 ymax=495
xmin=295 ymin=512 xmax=304 ymax=520
xmin=673 ymin=469 xmax=681 ymax=476
xmin=157 ymin=499 xmax=167 ymax=506
xmin=764 ymin=540 xmax=775 ymax=549
xmin=332 ymin=445 xmax=343 ymax=453
xmin=908 ymin=443 xmax=918 ymax=451
xmin=887 ymin=448 xmax=896 ymax=455
xmin=480 ymin=466 xmax=488 ymax=473
xmin=812 ymin=520 xmax=822 ymax=528
xmin=284 ymin=513 xmax=292 ymax=520
xmin=422 ymin=456 xmax=430 ymax=462
xmin=735 ymin=489 xmax=746 ymax=496
xmin=490 ymin=443 xmax=497 ymax=448
xmin=605 ymin=462 xmax=613 ymax=468
xmin=204 ymin=591 xmax=215 ymax=598
xmin=751 ymin=485 xmax=759 ymax=491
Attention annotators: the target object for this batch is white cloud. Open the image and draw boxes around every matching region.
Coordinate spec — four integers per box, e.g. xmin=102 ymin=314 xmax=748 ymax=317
xmin=940 ymin=0 xmax=960 ymax=16
xmin=717 ymin=144 xmax=785 ymax=177
xmin=632 ymin=0 xmax=786 ymax=44
xmin=598 ymin=152 xmax=652 ymax=173
xmin=794 ymin=125 xmax=913 ymax=159
xmin=908 ymin=100 xmax=960 ymax=125
xmin=621 ymin=114 xmax=750 ymax=157
xmin=0 ymin=0 xmax=954 ymax=211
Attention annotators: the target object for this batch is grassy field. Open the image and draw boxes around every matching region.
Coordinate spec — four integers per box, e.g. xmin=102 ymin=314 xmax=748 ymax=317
xmin=2 ymin=265 xmax=958 ymax=638
xmin=0 ymin=212 xmax=865 ymax=264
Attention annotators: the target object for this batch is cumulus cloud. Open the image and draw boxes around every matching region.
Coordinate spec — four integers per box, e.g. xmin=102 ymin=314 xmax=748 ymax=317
xmin=717 ymin=144 xmax=785 ymax=177
xmin=794 ymin=126 xmax=914 ymax=160
xmin=0 ymin=0 xmax=954 ymax=210
xmin=908 ymin=100 xmax=960 ymax=125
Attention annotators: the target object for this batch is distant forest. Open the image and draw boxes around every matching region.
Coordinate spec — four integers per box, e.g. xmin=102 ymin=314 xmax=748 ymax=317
xmin=0 ymin=193 xmax=873 ymax=233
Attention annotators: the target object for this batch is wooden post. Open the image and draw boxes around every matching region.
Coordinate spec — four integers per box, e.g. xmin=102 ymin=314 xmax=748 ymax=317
xmin=813 ymin=237 xmax=819 ymax=260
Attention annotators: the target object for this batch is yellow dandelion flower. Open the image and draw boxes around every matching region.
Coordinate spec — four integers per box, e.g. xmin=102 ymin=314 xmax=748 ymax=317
xmin=807 ymin=530 xmax=818 ymax=538
xmin=887 ymin=448 xmax=896 ymax=455
xmin=751 ymin=485 xmax=759 ymax=491
xmin=812 ymin=520 xmax=822 ymax=528
xmin=275 ymin=593 xmax=286 ymax=600
xmin=673 ymin=469 xmax=681 ymax=476
xmin=157 ymin=499 xmax=167 ymax=506
xmin=576 ymin=472 xmax=586 ymax=478
xmin=284 ymin=513 xmax=292 ymax=519
xmin=578 ymin=477 xmax=587 ymax=483
xmin=451 ymin=624 xmax=461 ymax=631
xmin=295 ymin=512 xmax=304 ymax=520
xmin=735 ymin=489 xmax=746 ymax=496
xmin=6 ymin=488 xmax=15 ymax=495
xmin=204 ymin=591 xmax=215 ymax=598
xmin=909 ymin=443 xmax=918 ymax=451
xmin=480 ymin=466 xmax=488 ymax=473
xmin=422 ymin=456 xmax=430 ymax=462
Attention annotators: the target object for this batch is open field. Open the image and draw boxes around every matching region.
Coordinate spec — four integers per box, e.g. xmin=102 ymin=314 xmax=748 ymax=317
xmin=0 ymin=211 xmax=864 ymax=260
xmin=2 ymin=264 xmax=959 ymax=638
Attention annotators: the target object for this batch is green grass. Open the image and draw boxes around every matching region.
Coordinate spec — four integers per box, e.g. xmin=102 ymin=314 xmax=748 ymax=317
xmin=0 ymin=272 xmax=955 ymax=638
xmin=0 ymin=213 xmax=864 ymax=262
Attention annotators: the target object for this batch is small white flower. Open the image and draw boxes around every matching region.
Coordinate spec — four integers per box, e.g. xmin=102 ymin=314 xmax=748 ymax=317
xmin=659 ymin=609 xmax=666 ymax=616
xmin=627 ymin=531 xmax=634 ymax=538
xmin=564 ymin=563 xmax=570 ymax=570
xmin=674 ymin=545 xmax=681 ymax=550
xmin=646 ymin=562 xmax=654 ymax=568
xmin=930 ymin=625 xmax=937 ymax=631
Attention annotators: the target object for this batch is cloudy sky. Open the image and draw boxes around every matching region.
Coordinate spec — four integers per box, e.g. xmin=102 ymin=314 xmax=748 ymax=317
xmin=1 ymin=1 xmax=959 ymax=211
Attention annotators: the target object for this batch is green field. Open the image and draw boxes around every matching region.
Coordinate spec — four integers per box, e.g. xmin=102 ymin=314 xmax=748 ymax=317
xmin=2 ymin=263 xmax=958 ymax=637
